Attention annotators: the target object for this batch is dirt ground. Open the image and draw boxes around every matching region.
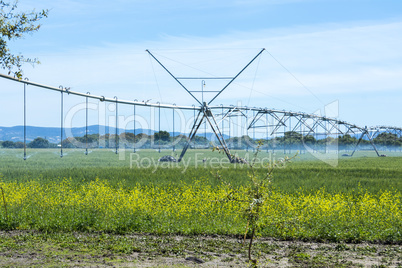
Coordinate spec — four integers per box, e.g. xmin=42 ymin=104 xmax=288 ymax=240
xmin=0 ymin=231 xmax=401 ymax=267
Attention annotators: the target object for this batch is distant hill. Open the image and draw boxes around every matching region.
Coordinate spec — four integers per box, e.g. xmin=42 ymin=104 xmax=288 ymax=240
xmin=0 ymin=125 xmax=226 ymax=143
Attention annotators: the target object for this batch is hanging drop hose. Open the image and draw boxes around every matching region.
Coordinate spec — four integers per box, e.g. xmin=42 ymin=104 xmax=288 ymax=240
xmin=114 ymin=96 xmax=118 ymax=154
xmin=134 ymin=100 xmax=137 ymax=153
xmin=59 ymin=86 xmax=64 ymax=158
xmin=23 ymin=79 xmax=28 ymax=160
xmin=85 ymin=92 xmax=90 ymax=155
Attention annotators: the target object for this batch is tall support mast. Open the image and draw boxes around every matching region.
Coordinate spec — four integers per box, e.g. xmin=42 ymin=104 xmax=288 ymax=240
xmin=147 ymin=49 xmax=265 ymax=162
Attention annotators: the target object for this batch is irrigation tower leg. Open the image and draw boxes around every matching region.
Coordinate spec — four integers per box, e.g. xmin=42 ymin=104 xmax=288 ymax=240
xmin=351 ymin=131 xmax=380 ymax=157
xmin=178 ymin=107 xmax=233 ymax=163
xmin=178 ymin=110 xmax=204 ymax=162
xmin=204 ymin=111 xmax=233 ymax=162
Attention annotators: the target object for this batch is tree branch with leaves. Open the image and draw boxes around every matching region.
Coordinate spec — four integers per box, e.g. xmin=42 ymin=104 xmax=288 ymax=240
xmin=0 ymin=0 xmax=48 ymax=78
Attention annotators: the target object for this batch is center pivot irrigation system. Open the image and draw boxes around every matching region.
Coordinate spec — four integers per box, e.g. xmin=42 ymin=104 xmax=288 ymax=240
xmin=1 ymin=48 xmax=401 ymax=161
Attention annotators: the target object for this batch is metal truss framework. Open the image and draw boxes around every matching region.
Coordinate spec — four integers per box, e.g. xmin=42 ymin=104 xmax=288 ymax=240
xmin=368 ymin=126 xmax=402 ymax=139
xmin=365 ymin=126 xmax=402 ymax=154
xmin=145 ymin=48 xmax=400 ymax=161
xmin=1 ymin=55 xmax=401 ymax=161
xmin=243 ymin=108 xmax=380 ymax=156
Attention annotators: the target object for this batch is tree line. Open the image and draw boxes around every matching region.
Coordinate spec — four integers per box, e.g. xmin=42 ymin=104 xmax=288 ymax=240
xmin=226 ymin=132 xmax=402 ymax=150
xmin=1 ymin=131 xmax=401 ymax=149
xmin=1 ymin=137 xmax=56 ymax=148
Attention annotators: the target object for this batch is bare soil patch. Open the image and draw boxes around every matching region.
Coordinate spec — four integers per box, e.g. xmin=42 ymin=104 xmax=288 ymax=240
xmin=0 ymin=231 xmax=401 ymax=267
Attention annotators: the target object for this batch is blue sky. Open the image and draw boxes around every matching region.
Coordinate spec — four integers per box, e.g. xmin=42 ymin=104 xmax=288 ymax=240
xmin=1 ymin=0 xmax=402 ymax=132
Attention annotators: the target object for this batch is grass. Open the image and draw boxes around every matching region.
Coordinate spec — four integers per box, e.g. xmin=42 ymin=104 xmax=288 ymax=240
xmin=0 ymin=148 xmax=401 ymax=243
xmin=1 ymin=148 xmax=401 ymax=194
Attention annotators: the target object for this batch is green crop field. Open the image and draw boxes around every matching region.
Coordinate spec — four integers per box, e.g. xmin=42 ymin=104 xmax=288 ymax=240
xmin=0 ymin=148 xmax=401 ymax=243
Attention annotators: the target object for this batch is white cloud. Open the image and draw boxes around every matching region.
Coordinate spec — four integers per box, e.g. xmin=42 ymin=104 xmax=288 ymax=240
xmin=3 ymin=19 xmax=402 ymax=127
